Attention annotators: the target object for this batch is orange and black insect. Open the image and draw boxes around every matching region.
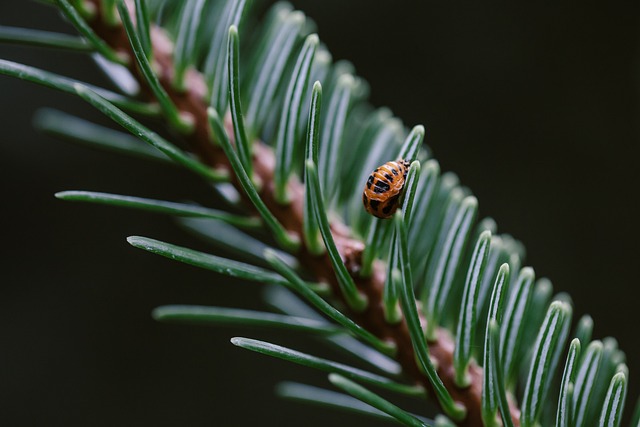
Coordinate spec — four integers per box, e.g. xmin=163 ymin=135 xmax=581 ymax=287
xmin=362 ymin=159 xmax=411 ymax=219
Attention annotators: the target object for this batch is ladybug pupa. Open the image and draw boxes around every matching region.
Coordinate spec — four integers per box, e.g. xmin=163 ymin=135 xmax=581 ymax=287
xmin=362 ymin=159 xmax=411 ymax=219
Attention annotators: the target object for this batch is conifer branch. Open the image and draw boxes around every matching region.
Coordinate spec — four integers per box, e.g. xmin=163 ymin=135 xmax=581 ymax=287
xmin=65 ymin=1 xmax=522 ymax=425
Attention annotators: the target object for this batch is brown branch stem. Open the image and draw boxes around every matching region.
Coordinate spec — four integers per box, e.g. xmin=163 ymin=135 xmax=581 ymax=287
xmin=84 ymin=1 xmax=520 ymax=425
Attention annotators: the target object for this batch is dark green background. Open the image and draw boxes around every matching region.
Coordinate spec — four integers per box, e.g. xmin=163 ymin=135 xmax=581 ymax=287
xmin=1 ymin=1 xmax=639 ymax=425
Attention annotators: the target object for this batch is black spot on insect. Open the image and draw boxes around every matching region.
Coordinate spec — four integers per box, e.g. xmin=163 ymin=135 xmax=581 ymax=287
xmin=402 ymin=161 xmax=410 ymax=176
xmin=366 ymin=175 xmax=374 ymax=189
xmin=384 ymin=173 xmax=393 ymax=181
xmin=373 ymin=180 xmax=390 ymax=194
xmin=391 ymin=168 xmax=399 ymax=176
xmin=369 ymin=199 xmax=380 ymax=210
xmin=362 ymin=194 xmax=368 ymax=207
xmin=382 ymin=194 xmax=400 ymax=215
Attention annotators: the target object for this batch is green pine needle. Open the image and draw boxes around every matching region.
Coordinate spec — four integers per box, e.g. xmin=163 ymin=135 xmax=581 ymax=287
xmin=153 ymin=305 xmax=341 ymax=335
xmin=488 ymin=321 xmax=515 ymax=427
xmin=598 ymin=372 xmax=627 ymax=427
xmin=274 ymin=34 xmax=318 ymax=203
xmin=383 ymin=265 xmax=402 ymax=325
xmin=55 ymin=190 xmax=261 ymax=229
xmin=557 ymin=338 xmax=581 ymax=427
xmin=227 ymin=25 xmax=253 ymax=179
xmin=328 ymin=374 xmax=431 ymax=427
xmin=481 ymin=263 xmax=509 ymax=426
xmin=277 ymin=381 xmax=419 ymax=423
xmin=401 ymin=160 xmax=422 ymax=225
xmin=231 ymin=338 xmax=423 ymax=397
xmin=34 ymin=109 xmax=169 ymax=162
xmin=453 ymin=230 xmax=491 ymax=387
xmin=499 ymin=266 xmax=535 ymax=386
xmin=630 ymin=396 xmax=640 ymax=427
xmin=398 ymin=125 xmax=425 ymax=162
xmin=0 ymin=25 xmax=92 ymax=51
xmin=517 ymin=277 xmax=553 ymax=357
xmin=127 ymin=237 xmax=319 ymax=295
xmin=303 ymin=82 xmax=325 ymax=255
xmin=407 ymin=159 xmax=440 ymax=260
xmin=128 ymin=236 xmax=291 ymax=285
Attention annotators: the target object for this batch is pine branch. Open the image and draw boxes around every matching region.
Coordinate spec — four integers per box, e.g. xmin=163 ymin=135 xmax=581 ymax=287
xmin=77 ymin=1 xmax=520 ymax=425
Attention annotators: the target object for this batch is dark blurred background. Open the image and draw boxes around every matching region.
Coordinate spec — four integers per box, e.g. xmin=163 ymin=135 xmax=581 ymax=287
xmin=1 ymin=1 xmax=639 ymax=426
